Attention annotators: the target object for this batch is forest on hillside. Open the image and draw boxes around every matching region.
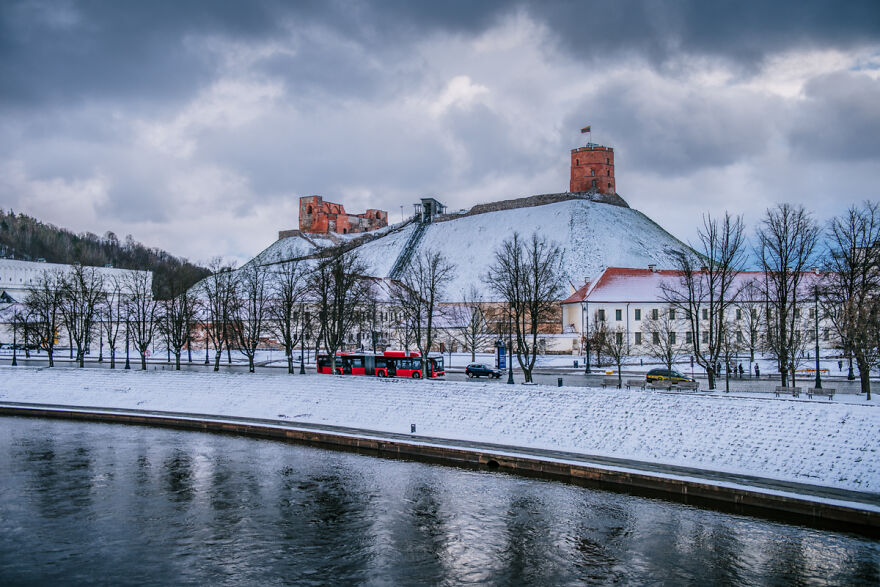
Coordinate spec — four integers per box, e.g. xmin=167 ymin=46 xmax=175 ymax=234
xmin=0 ymin=210 xmax=209 ymax=298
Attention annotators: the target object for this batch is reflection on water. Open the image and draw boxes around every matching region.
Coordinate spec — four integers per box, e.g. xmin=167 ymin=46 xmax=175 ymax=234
xmin=0 ymin=417 xmax=877 ymax=585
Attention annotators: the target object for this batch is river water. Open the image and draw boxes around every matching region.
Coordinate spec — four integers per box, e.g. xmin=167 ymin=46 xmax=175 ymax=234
xmin=0 ymin=417 xmax=877 ymax=585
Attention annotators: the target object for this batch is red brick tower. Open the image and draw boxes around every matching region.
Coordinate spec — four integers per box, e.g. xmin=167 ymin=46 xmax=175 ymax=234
xmin=570 ymin=144 xmax=615 ymax=194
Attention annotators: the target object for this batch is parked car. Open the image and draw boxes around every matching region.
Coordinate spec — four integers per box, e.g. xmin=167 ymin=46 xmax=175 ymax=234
xmin=465 ymin=363 xmax=502 ymax=379
xmin=646 ymin=368 xmax=695 ymax=383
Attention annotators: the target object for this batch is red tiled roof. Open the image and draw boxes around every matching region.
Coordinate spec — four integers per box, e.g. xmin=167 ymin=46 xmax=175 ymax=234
xmin=561 ymin=282 xmax=590 ymax=304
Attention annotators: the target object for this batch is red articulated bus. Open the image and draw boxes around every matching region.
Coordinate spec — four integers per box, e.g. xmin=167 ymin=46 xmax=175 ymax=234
xmin=316 ymin=350 xmax=445 ymax=379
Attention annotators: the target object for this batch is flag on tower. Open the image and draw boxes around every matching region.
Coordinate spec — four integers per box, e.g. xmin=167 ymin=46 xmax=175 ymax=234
xmin=580 ymin=125 xmax=591 ymax=133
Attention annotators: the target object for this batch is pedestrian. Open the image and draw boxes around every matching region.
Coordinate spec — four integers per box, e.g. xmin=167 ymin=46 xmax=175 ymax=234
xmin=755 ymin=364 xmax=760 ymax=378
xmin=838 ymin=360 xmax=843 ymax=372
xmin=738 ymin=363 xmax=744 ymax=377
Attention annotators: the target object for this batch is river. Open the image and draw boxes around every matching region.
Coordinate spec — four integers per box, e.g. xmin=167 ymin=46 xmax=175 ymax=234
xmin=0 ymin=417 xmax=877 ymax=585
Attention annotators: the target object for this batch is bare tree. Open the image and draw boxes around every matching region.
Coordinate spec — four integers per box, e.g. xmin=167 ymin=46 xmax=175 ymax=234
xmin=202 ymin=258 xmax=238 ymax=372
xmin=662 ymin=213 xmax=747 ymax=389
xmin=587 ymin=312 xmax=609 ymax=369
xmin=446 ymin=285 xmax=493 ymax=362
xmin=98 ymin=276 xmax=127 ymax=368
xmin=310 ymin=249 xmax=373 ymax=360
xmin=486 ymin=232 xmax=565 ymax=383
xmin=822 ymin=201 xmax=880 ymax=399
xmin=756 ymin=204 xmax=821 ymax=387
xmin=59 ymin=265 xmax=106 ymax=367
xmin=735 ymin=280 xmax=764 ymax=369
xmin=125 ymin=270 xmax=159 ymax=370
xmin=267 ymin=259 xmax=308 ymax=374
xmin=602 ymin=325 xmax=630 ymax=388
xmin=158 ymin=285 xmax=200 ymax=371
xmin=390 ymin=250 xmax=456 ymax=377
xmin=232 ymin=262 xmax=271 ymax=373
xmin=23 ymin=269 xmax=65 ymax=366
xmin=641 ymin=308 xmax=686 ymax=369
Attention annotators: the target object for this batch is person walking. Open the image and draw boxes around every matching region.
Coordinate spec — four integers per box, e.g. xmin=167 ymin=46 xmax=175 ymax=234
xmin=755 ymin=363 xmax=760 ymax=378
xmin=738 ymin=363 xmax=744 ymax=378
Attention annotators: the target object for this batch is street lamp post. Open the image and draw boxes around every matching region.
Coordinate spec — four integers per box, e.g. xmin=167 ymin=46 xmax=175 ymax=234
xmin=583 ymin=301 xmax=591 ymax=374
xmin=299 ymin=304 xmax=306 ymax=375
xmin=507 ymin=310 xmax=514 ymax=385
xmin=11 ymin=315 xmax=17 ymax=367
xmin=814 ymin=286 xmax=822 ymax=389
xmin=124 ymin=319 xmax=131 ymax=370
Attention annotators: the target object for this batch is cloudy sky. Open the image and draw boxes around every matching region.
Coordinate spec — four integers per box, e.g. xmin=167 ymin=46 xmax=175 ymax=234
xmin=1 ymin=0 xmax=878 ymax=265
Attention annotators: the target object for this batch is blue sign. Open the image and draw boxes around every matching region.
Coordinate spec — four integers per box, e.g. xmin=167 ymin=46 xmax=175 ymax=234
xmin=498 ymin=346 xmax=506 ymax=369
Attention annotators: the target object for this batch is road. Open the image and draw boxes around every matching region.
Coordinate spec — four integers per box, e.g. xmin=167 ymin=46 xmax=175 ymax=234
xmin=5 ymin=353 xmax=873 ymax=395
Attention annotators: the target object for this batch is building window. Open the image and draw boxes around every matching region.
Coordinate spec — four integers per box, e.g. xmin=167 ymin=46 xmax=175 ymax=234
xmin=597 ymin=309 xmax=605 ymax=321
xmin=702 ymin=331 xmax=708 ymax=343
xmin=737 ymin=331 xmax=743 ymax=343
xmin=635 ymin=332 xmax=642 ymax=345
xmin=591 ymin=169 xmax=595 ymax=176
xmin=702 ymin=308 xmax=708 ymax=320
xmin=615 ymin=332 xmax=623 ymax=345
xmin=615 ymin=309 xmax=622 ymax=321
xmin=634 ymin=309 xmax=641 ymax=321
xmin=652 ymin=332 xmax=660 ymax=344
xmin=606 ymin=158 xmax=609 ymax=164
xmin=669 ymin=308 xmax=676 ymax=320
xmin=823 ymin=329 xmax=829 ymax=341
xmin=736 ymin=309 xmax=742 ymax=320
xmin=652 ymin=308 xmax=659 ymax=320
xmin=809 ymin=308 xmax=815 ymax=319
xmin=307 ymin=206 xmax=313 ymax=214
xmin=669 ymin=332 xmax=676 ymax=344
xmin=751 ymin=308 xmax=758 ymax=319
xmin=592 ymin=180 xmax=597 ymax=188
xmin=608 ymin=183 xmax=612 ymax=189
xmin=686 ymin=331 xmax=692 ymax=344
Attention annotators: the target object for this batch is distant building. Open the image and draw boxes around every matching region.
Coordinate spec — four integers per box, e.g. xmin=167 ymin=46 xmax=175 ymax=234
xmin=0 ymin=258 xmax=151 ymax=305
xmin=570 ymin=143 xmax=616 ymax=194
xmin=296 ymin=195 xmax=388 ymax=235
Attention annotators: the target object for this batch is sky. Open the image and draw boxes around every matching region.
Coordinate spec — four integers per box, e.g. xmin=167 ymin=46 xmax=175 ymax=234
xmin=1 ymin=0 xmax=878 ymax=266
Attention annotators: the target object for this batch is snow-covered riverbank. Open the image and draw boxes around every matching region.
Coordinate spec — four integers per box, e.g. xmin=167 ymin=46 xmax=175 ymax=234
xmin=1 ymin=366 xmax=877 ymax=493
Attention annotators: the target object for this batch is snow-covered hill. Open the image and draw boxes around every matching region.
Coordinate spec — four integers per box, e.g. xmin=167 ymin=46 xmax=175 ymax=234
xmin=352 ymin=197 xmax=694 ymax=299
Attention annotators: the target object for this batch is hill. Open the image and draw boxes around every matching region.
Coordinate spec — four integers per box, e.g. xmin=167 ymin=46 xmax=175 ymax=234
xmin=0 ymin=210 xmax=209 ymax=298
xmin=250 ymin=193 xmax=696 ymax=300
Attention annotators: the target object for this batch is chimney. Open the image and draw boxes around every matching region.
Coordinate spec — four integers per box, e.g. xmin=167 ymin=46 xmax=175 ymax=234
xmin=700 ymin=266 xmax=708 ymax=272
xmin=648 ymin=264 xmax=656 ymax=273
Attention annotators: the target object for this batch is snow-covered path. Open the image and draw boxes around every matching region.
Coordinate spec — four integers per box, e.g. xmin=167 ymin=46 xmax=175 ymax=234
xmin=0 ymin=367 xmax=877 ymax=494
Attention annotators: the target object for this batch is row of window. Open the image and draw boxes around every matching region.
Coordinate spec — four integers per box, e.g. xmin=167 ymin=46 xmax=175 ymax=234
xmin=609 ymin=328 xmax=831 ymax=346
xmin=597 ymin=306 xmax=817 ymax=322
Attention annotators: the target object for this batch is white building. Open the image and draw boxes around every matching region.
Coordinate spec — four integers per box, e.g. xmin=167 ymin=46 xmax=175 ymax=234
xmin=560 ymin=266 xmax=833 ymax=356
xmin=0 ymin=258 xmax=151 ymax=306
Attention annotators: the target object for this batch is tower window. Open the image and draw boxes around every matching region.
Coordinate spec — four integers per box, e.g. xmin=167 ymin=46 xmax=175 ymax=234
xmin=592 ymin=180 xmax=597 ymax=188
xmin=591 ymin=169 xmax=595 ymax=176
xmin=608 ymin=183 xmax=612 ymax=188
xmin=307 ymin=206 xmax=313 ymax=214
xmin=607 ymin=170 xmax=611 ymax=176
xmin=606 ymin=158 xmax=609 ymax=164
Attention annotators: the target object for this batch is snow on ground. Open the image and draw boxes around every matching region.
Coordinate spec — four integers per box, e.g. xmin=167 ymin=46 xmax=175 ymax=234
xmin=1 ymin=366 xmax=877 ymax=494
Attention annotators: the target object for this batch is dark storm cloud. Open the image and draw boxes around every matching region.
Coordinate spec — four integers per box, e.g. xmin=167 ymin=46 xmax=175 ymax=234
xmin=529 ymin=0 xmax=880 ymax=71
xmin=790 ymin=71 xmax=880 ymax=160
xmin=4 ymin=0 xmax=878 ymax=110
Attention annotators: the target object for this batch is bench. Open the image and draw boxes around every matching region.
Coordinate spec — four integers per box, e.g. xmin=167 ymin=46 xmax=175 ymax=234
xmin=626 ymin=378 xmax=646 ymax=390
xmin=775 ymin=386 xmax=802 ymax=398
xmin=647 ymin=381 xmax=672 ymax=391
xmin=672 ymin=381 xmax=700 ymax=391
xmin=602 ymin=376 xmax=621 ymax=389
xmin=806 ymin=387 xmax=835 ymax=400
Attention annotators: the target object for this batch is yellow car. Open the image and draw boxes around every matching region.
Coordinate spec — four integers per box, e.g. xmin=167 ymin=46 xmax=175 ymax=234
xmin=646 ymin=368 xmax=695 ymax=383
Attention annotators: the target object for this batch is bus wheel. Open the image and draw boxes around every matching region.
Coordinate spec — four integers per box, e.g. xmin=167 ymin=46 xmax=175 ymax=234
xmin=377 ymin=371 xmax=386 ymax=377
xmin=412 ymin=372 xmax=421 ymax=379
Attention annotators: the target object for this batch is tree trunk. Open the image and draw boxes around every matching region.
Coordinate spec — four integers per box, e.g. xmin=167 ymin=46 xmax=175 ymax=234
xmin=287 ymin=352 xmax=293 ymax=374
xmin=856 ymin=354 xmax=872 ymax=400
xmin=110 ymin=349 xmax=115 ymax=369
xmin=707 ymin=367 xmax=716 ymax=390
xmin=47 ymin=348 xmax=54 ymax=367
xmin=214 ymin=348 xmax=222 ymax=372
xmin=175 ymin=351 xmax=181 ymax=371
xmin=249 ymin=355 xmax=254 ymax=373
xmin=140 ymin=353 xmax=147 ymax=370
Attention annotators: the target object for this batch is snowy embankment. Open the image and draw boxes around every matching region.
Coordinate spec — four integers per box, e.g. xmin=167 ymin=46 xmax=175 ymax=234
xmin=1 ymin=367 xmax=877 ymax=493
